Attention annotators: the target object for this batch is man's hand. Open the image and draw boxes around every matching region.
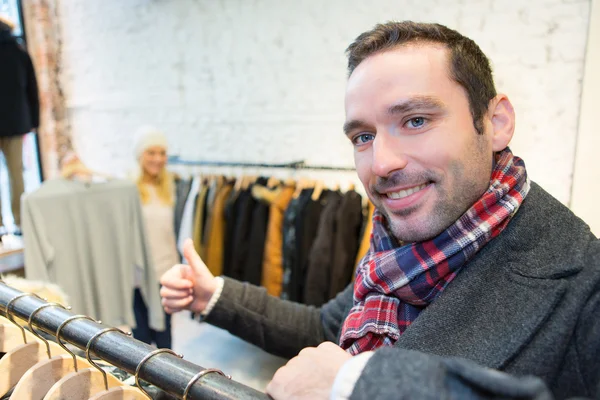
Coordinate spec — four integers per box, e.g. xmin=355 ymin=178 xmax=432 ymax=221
xmin=159 ymin=239 xmax=217 ymax=314
xmin=266 ymin=342 xmax=352 ymax=400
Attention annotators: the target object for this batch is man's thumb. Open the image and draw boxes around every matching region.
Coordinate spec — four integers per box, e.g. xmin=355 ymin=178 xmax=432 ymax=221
xmin=183 ymin=239 xmax=204 ymax=273
xmin=179 ymin=264 xmax=195 ymax=283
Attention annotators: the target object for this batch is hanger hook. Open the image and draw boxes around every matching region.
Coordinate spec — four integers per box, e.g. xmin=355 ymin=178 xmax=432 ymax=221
xmin=183 ymin=368 xmax=231 ymax=400
xmin=135 ymin=348 xmax=183 ymax=399
xmin=5 ymin=292 xmax=42 ymax=344
xmin=28 ymin=302 xmax=70 ymax=359
xmin=56 ymin=314 xmax=97 ymax=372
xmin=86 ymin=327 xmax=131 ymax=391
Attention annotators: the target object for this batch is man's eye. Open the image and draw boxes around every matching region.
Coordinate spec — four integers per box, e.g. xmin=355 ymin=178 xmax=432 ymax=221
xmin=406 ymin=117 xmax=426 ymax=128
xmin=352 ymin=133 xmax=375 ymax=145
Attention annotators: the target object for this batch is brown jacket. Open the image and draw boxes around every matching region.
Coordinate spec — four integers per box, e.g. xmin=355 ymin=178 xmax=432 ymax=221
xmin=260 ymin=184 xmax=295 ymax=296
xmin=204 ymin=182 xmax=233 ymax=276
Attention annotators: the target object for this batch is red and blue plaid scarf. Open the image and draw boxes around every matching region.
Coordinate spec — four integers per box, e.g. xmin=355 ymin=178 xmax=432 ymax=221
xmin=339 ymin=148 xmax=530 ymax=355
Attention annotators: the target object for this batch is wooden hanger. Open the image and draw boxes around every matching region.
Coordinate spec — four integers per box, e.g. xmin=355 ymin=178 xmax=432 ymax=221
xmin=44 ymin=327 xmax=129 ymax=400
xmin=0 ymin=316 xmax=39 ymax=351
xmin=233 ymin=175 xmax=244 ymax=193
xmin=88 ymin=386 xmax=149 ymax=400
xmin=292 ymin=178 xmax=304 ymax=199
xmin=243 ymin=175 xmax=258 ymax=190
xmin=348 ymin=182 xmax=356 ymax=191
xmin=267 ymin=176 xmax=280 ymax=188
xmin=311 ymin=180 xmax=325 ymax=201
xmin=293 ymin=178 xmax=316 ymax=199
xmin=0 ymin=295 xmax=68 ymax=397
xmin=10 ymin=314 xmax=98 ymax=400
xmin=284 ymin=178 xmax=296 ymax=188
xmin=9 ymin=304 xmax=88 ymax=400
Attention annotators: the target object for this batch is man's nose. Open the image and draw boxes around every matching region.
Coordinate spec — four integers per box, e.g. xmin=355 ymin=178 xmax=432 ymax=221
xmin=371 ymin=133 xmax=408 ymax=178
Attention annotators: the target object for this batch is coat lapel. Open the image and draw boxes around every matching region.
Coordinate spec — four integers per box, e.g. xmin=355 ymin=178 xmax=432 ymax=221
xmin=395 ymin=251 xmax=567 ymax=369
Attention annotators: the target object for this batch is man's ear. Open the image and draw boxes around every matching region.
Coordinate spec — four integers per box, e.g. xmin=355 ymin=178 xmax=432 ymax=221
xmin=488 ymin=94 xmax=515 ymax=151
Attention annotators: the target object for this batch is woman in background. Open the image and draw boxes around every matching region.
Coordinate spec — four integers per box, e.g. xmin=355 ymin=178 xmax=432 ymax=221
xmin=132 ymin=126 xmax=179 ymax=348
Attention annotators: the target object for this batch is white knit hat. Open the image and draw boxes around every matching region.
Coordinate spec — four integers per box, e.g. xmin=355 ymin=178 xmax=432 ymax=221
xmin=133 ymin=126 xmax=168 ymax=159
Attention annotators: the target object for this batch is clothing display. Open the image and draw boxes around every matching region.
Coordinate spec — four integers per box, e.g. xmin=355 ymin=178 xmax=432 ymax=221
xmin=22 ymin=178 xmax=165 ymax=330
xmin=174 ymin=177 xmax=366 ymax=305
xmin=203 ymin=182 xmax=600 ymax=399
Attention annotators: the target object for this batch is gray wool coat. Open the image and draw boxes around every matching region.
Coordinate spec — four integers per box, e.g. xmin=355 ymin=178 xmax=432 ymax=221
xmin=206 ymin=182 xmax=600 ymax=399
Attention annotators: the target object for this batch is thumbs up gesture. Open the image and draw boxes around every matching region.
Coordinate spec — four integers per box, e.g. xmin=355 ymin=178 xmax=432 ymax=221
xmin=159 ymin=239 xmax=218 ymax=314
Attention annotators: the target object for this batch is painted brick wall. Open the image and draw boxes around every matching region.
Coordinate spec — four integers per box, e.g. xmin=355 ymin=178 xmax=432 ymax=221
xmin=55 ymin=0 xmax=590 ymax=203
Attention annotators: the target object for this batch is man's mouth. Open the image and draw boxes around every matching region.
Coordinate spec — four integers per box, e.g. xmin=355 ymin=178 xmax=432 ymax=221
xmin=385 ymin=183 xmax=429 ymax=200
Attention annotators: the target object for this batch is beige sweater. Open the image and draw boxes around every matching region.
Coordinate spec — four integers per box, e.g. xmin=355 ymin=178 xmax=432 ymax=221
xmin=141 ymin=184 xmax=179 ymax=280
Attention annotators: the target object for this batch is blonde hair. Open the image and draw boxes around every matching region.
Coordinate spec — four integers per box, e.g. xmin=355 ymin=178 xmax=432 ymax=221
xmin=137 ymin=167 xmax=175 ymax=206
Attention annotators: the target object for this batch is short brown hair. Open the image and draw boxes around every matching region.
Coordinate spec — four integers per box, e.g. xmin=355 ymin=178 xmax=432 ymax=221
xmin=346 ymin=21 xmax=496 ymax=135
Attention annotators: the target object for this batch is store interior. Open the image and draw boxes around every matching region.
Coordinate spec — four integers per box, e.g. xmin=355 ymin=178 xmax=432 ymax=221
xmin=0 ymin=0 xmax=598 ymax=399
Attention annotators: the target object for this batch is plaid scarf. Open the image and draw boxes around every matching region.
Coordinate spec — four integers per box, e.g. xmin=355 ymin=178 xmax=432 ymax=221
xmin=339 ymin=148 xmax=530 ymax=355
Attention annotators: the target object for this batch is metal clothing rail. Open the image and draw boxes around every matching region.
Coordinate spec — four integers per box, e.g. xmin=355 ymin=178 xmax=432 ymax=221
xmin=0 ymin=282 xmax=269 ymax=400
xmin=168 ymin=156 xmax=356 ymax=171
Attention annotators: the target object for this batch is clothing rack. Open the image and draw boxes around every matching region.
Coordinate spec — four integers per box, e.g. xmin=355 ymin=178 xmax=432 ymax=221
xmin=168 ymin=156 xmax=356 ymax=171
xmin=0 ymin=281 xmax=268 ymax=400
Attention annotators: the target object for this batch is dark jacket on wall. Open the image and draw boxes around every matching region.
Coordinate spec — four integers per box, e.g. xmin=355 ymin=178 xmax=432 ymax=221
xmin=280 ymin=188 xmax=327 ymax=303
xmin=303 ymin=191 xmax=343 ymax=306
xmin=205 ymin=182 xmax=600 ymax=399
xmin=0 ymin=30 xmax=39 ymax=137
xmin=222 ymin=188 xmax=241 ymax=278
xmin=227 ymin=188 xmax=255 ymax=281
xmin=243 ymin=197 xmax=270 ymax=285
xmin=328 ymin=190 xmax=363 ymax=298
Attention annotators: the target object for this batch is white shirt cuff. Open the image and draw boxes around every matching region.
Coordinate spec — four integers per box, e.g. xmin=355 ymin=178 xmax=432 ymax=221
xmin=199 ymin=276 xmax=224 ymax=318
xmin=330 ymin=351 xmax=375 ymax=400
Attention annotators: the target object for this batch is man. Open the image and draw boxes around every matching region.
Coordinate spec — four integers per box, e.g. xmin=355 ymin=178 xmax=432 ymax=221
xmin=160 ymin=21 xmax=600 ymax=399
xmin=0 ymin=16 xmax=39 ymax=235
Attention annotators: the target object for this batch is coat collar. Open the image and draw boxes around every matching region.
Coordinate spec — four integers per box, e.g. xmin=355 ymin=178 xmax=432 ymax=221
xmin=394 ymin=182 xmax=591 ymax=369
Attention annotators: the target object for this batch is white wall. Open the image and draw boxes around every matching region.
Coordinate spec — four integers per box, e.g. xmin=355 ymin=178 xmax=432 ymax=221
xmin=572 ymin=0 xmax=600 ymax=236
xmin=56 ymin=0 xmax=591 ymax=204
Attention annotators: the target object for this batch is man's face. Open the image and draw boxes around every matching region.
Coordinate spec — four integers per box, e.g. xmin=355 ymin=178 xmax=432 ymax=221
xmin=344 ymin=44 xmax=494 ymax=243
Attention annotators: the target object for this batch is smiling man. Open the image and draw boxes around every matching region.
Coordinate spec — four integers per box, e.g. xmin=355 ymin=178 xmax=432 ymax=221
xmin=160 ymin=21 xmax=600 ymax=399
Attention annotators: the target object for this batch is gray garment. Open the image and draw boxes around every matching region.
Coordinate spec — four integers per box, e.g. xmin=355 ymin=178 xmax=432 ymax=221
xmin=173 ymin=177 xmax=192 ymax=245
xmin=22 ymin=178 xmax=164 ymax=331
xmin=206 ymin=182 xmax=600 ymax=399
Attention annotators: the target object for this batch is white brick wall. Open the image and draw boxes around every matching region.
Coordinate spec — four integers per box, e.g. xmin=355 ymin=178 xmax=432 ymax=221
xmin=56 ymin=0 xmax=590 ymax=204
